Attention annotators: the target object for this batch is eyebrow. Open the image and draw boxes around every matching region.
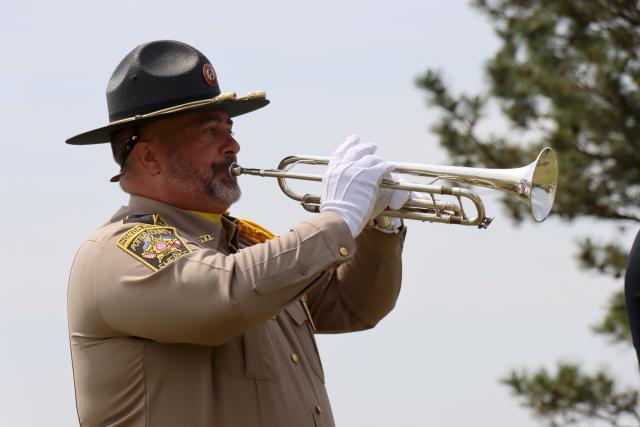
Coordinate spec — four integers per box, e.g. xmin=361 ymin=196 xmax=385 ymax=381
xmin=197 ymin=115 xmax=233 ymax=128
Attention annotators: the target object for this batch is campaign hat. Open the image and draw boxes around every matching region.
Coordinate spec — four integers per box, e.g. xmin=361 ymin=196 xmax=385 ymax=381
xmin=66 ymin=40 xmax=269 ymax=145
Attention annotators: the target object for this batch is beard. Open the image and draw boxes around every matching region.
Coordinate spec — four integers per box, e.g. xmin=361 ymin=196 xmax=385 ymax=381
xmin=165 ymin=154 xmax=241 ymax=207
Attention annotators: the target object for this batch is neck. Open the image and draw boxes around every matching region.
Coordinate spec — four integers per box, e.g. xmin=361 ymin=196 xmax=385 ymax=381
xmin=127 ymin=188 xmax=230 ymax=214
xmin=122 ymin=174 xmax=232 ymax=213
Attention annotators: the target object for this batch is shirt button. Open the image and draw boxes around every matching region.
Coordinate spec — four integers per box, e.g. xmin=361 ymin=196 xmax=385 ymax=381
xmin=299 ymin=265 xmax=309 ymax=275
xmin=315 ymin=405 xmax=322 ymax=415
xmin=291 ymin=353 xmax=300 ymax=363
xmin=339 ymin=247 xmax=349 ymax=257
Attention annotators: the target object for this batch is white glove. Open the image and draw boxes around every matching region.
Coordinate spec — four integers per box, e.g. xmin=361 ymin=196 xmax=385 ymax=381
xmin=320 ymin=136 xmax=393 ymax=237
xmin=371 ymin=174 xmax=411 ymax=218
xmin=368 ymin=174 xmax=410 ymax=233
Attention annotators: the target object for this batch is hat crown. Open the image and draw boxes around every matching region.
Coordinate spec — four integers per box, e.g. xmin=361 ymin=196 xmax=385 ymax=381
xmin=106 ymin=40 xmax=221 ymax=122
xmin=65 ymin=40 xmax=269 ymax=146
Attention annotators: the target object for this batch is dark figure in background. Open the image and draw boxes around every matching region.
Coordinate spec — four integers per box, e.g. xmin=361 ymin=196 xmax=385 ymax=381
xmin=625 ymin=231 xmax=640 ymax=368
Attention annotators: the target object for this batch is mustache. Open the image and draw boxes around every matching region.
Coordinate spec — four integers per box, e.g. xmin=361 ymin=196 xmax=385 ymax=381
xmin=210 ymin=157 xmax=238 ymax=177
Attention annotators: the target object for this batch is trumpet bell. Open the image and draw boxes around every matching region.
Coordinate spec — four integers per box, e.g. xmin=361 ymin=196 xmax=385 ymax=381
xmin=388 ymin=147 xmax=558 ymax=222
xmin=529 ymin=147 xmax=558 ymax=222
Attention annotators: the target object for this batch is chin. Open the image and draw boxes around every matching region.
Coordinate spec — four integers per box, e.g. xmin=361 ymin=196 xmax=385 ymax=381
xmin=203 ymin=181 xmax=241 ymax=209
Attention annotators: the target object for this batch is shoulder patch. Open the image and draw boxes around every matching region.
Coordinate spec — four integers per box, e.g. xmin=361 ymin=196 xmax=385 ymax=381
xmin=117 ymin=225 xmax=191 ymax=271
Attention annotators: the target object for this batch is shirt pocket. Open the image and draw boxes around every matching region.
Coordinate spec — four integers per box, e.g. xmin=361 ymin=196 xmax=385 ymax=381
xmin=213 ymin=326 xmax=278 ymax=382
xmin=285 ymin=301 xmax=325 ymax=383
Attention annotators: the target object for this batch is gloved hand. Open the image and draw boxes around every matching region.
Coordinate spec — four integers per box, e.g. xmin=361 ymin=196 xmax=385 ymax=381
xmin=320 ymin=136 xmax=393 ymax=237
xmin=371 ymin=174 xmax=411 ymax=218
xmin=368 ymin=174 xmax=411 ymax=233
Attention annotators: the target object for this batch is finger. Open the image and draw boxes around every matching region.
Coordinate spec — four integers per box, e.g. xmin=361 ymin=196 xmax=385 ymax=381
xmin=376 ymin=160 xmax=395 ymax=179
xmin=360 ymin=157 xmax=394 ymax=183
xmin=331 ymin=135 xmax=360 ymax=160
xmin=342 ymin=142 xmax=377 ymax=162
xmin=410 ymin=190 xmax=429 ymax=200
xmin=370 ymin=188 xmax=393 ymax=218
xmin=355 ymin=154 xmax=386 ymax=169
xmin=388 ymin=189 xmax=410 ymax=210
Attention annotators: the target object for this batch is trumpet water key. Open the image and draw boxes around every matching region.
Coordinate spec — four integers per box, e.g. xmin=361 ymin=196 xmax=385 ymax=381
xmin=228 ymin=148 xmax=558 ymax=229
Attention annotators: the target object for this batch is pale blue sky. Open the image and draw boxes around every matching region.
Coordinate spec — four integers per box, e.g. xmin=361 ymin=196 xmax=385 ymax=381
xmin=1 ymin=1 xmax=636 ymax=426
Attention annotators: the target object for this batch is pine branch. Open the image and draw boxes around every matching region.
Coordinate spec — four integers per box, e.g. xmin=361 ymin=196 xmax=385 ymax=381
xmin=417 ymin=2 xmax=640 ymax=424
xmin=591 ymin=290 xmax=632 ymax=345
xmin=502 ymin=364 xmax=640 ymax=427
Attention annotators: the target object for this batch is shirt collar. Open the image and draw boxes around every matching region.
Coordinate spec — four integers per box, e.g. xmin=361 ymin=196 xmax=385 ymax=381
xmin=111 ymin=195 xmax=238 ymax=247
xmin=188 ymin=210 xmax=223 ymax=225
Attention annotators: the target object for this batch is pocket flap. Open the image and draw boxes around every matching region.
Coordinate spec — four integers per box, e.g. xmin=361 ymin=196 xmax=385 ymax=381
xmin=285 ymin=301 xmax=308 ymax=325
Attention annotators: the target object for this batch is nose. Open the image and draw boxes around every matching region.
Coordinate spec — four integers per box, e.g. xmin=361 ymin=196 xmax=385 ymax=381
xmin=223 ymin=132 xmax=240 ymax=157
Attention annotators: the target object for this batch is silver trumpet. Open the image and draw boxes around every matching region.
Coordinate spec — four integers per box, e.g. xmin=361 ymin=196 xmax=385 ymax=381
xmin=228 ymin=148 xmax=558 ymax=229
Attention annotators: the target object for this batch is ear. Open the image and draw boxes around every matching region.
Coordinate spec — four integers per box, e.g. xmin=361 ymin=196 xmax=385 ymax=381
xmin=130 ymin=141 xmax=162 ymax=176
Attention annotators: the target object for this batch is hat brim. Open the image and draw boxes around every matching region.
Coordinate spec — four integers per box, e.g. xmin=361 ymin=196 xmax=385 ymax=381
xmin=66 ymin=92 xmax=270 ymax=145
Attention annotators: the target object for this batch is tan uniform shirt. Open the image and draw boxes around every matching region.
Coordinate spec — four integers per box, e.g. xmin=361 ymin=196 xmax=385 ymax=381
xmin=68 ymin=195 xmax=405 ymax=427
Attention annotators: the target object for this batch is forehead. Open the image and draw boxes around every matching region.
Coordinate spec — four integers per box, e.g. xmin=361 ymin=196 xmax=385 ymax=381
xmin=143 ymin=109 xmax=233 ymax=137
xmin=186 ymin=110 xmax=233 ymax=127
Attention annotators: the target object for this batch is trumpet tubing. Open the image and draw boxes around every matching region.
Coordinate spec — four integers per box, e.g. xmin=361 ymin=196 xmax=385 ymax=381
xmin=228 ymin=148 xmax=558 ymax=229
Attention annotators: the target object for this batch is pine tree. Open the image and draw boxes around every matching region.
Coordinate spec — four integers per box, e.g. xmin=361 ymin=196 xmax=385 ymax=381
xmin=416 ymin=1 xmax=640 ymax=425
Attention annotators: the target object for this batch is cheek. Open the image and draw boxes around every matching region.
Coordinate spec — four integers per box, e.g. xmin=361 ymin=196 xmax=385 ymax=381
xmin=171 ymin=144 xmax=213 ymax=168
xmin=164 ymin=135 xmax=228 ymax=173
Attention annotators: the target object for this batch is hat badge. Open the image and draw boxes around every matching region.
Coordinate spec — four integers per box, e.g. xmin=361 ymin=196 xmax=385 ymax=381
xmin=203 ymin=63 xmax=217 ymax=86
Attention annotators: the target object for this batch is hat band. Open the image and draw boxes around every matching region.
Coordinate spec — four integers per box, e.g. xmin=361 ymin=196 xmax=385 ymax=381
xmin=107 ymin=91 xmax=265 ymax=127
xmin=109 ymin=91 xmax=219 ymax=122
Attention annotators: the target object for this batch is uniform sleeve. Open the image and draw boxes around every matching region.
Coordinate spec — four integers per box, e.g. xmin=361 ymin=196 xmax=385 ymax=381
xmin=625 ymin=229 xmax=640 ymax=369
xmin=68 ymin=212 xmax=355 ymax=346
xmin=305 ymin=225 xmax=406 ymax=333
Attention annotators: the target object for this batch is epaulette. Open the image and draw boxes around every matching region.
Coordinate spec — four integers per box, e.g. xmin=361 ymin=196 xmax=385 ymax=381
xmin=224 ymin=214 xmax=276 ymax=244
xmin=122 ymin=213 xmax=168 ymax=226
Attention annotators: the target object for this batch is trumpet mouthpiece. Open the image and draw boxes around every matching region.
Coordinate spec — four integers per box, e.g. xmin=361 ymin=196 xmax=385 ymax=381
xmin=228 ymin=163 xmax=243 ymax=177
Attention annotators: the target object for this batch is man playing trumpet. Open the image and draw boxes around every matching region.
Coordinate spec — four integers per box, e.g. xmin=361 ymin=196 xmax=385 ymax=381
xmin=66 ymin=40 xmax=409 ymax=427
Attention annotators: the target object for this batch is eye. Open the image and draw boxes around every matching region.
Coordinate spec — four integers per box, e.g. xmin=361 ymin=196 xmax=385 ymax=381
xmin=205 ymin=126 xmax=233 ymax=133
xmin=209 ymin=128 xmax=234 ymax=136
